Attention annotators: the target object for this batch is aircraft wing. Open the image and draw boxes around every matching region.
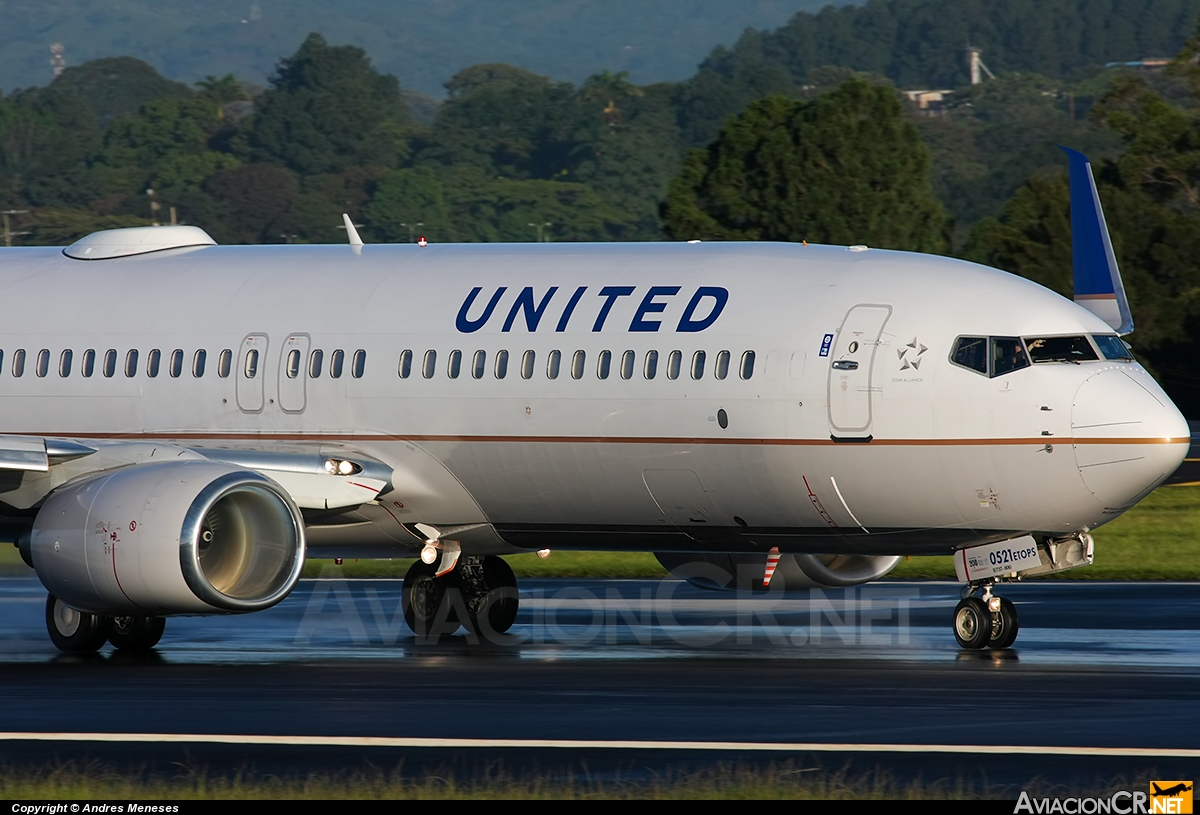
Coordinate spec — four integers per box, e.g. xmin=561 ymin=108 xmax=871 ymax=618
xmin=0 ymin=436 xmax=390 ymax=511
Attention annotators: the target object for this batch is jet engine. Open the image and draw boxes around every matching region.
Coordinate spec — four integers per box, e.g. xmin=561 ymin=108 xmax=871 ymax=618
xmin=654 ymin=552 xmax=901 ymax=591
xmin=28 ymin=461 xmax=305 ymax=615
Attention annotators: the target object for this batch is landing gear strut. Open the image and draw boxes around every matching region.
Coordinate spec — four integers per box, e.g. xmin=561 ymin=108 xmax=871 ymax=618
xmin=953 ymin=581 xmax=1019 ymax=650
xmin=402 ymin=555 xmax=519 ymax=641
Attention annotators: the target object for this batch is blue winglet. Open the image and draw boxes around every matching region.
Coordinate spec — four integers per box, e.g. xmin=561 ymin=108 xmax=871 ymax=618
xmin=1060 ymin=147 xmax=1133 ymax=335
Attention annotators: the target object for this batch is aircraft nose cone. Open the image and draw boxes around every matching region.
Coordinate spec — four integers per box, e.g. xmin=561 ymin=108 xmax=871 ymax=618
xmin=1072 ymin=369 xmax=1189 ymax=507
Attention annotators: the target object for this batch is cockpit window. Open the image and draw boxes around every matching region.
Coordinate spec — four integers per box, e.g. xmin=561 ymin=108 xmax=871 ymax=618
xmin=991 ymin=337 xmax=1030 ymax=376
xmin=1024 ymin=336 xmax=1099 ymax=364
xmin=951 ymin=336 xmax=1030 ymax=378
xmin=1093 ymin=334 xmax=1133 ymax=361
xmin=951 ymin=337 xmax=987 ymax=374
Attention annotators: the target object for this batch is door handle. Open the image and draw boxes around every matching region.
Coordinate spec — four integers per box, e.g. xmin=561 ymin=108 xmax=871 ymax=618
xmin=832 ymin=360 xmax=859 ymax=370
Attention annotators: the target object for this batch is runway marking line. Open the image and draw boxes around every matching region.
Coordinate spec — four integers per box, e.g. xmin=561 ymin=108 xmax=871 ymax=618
xmin=0 ymin=733 xmax=1198 ymax=758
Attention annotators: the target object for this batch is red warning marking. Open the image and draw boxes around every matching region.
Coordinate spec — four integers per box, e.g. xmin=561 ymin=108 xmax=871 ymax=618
xmin=129 ymin=521 xmax=137 ymax=532
xmin=763 ymin=547 xmax=781 ymax=588
xmin=801 ymin=475 xmax=840 ymax=530
xmin=349 ymin=481 xmax=381 ymax=493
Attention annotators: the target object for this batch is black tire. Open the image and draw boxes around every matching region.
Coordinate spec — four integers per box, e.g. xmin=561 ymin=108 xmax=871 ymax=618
xmin=464 ymin=556 xmax=520 ymax=637
xmin=987 ymin=597 xmax=1019 ymax=649
xmin=402 ymin=559 xmax=458 ymax=639
xmin=108 ymin=616 xmax=166 ymax=651
xmin=952 ymin=597 xmax=990 ymax=650
xmin=46 ymin=594 xmax=110 ymax=653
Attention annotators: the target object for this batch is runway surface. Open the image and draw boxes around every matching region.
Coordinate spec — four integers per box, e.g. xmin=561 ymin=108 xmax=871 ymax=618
xmin=0 ymin=575 xmax=1197 ymax=790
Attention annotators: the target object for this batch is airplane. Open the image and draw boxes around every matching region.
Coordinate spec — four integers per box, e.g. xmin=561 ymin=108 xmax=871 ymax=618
xmin=0 ymin=149 xmax=1187 ymax=654
xmin=1152 ymin=783 xmax=1193 ymax=797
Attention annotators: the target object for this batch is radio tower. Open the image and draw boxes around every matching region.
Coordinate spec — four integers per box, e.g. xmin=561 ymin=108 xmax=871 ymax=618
xmin=50 ymin=43 xmax=65 ymax=78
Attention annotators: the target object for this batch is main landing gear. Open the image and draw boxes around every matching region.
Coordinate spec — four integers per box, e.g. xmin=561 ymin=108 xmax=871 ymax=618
xmin=402 ymin=555 xmax=519 ymax=641
xmin=46 ymin=594 xmax=166 ymax=653
xmin=953 ymin=582 xmax=1018 ymax=650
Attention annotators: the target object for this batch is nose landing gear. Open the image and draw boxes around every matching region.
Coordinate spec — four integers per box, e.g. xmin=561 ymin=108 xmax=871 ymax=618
xmin=954 ymin=582 xmax=1019 ymax=650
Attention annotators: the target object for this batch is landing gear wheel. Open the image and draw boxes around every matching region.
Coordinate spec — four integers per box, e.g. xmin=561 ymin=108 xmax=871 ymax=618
xmin=46 ymin=594 xmax=110 ymax=653
xmin=987 ymin=597 xmax=1019 ymax=649
xmin=108 ymin=615 xmax=166 ymax=651
xmin=463 ymin=556 xmax=519 ymax=637
xmin=402 ymin=559 xmax=459 ymax=639
xmin=953 ymin=597 xmax=990 ymax=650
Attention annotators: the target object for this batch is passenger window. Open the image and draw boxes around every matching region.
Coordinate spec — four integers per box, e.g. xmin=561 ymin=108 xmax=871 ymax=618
xmin=285 ymin=349 xmax=300 ymax=379
xmin=691 ymin=350 xmax=706 ymax=380
xmin=147 ymin=349 xmax=161 ymax=378
xmin=125 ymin=350 xmax=138 ymax=378
xmin=472 ymin=350 xmax=486 ymax=379
xmin=990 ymin=337 xmax=1029 ymax=377
xmin=644 ymin=350 xmax=659 ymax=379
xmin=951 ymin=337 xmax=988 ymax=375
xmin=422 ymin=350 xmax=437 ymax=379
xmin=169 ymin=349 xmax=183 ymax=378
xmin=0 ymin=350 xmax=4 ymax=375
xmin=82 ymin=349 xmax=95 ymax=378
xmin=448 ymin=350 xmax=462 ymax=379
xmin=495 ymin=350 xmax=509 ymax=379
xmin=1025 ymin=335 xmax=1099 ymax=364
xmin=547 ymin=350 xmax=561 ymax=379
xmin=59 ymin=350 xmax=72 ymax=378
xmin=571 ymin=350 xmax=585 ymax=380
xmin=307 ymin=350 xmax=322 ymax=379
xmin=597 ymin=350 xmax=612 ymax=379
xmin=193 ymin=349 xmax=207 ymax=378
xmin=666 ymin=350 xmax=682 ymax=380
xmin=398 ymin=350 xmax=412 ymax=379
xmin=330 ymin=349 xmax=344 ymax=378
xmin=36 ymin=349 xmax=49 ymax=378
xmin=1094 ymin=335 xmax=1133 ymax=361
xmin=521 ymin=350 xmax=535 ymax=379
xmin=715 ymin=350 xmax=730 ymax=380
xmin=103 ymin=349 xmax=116 ymax=378
xmin=352 ymin=350 xmax=366 ymax=378
xmin=244 ymin=349 xmax=259 ymax=378
xmin=216 ymin=349 xmax=230 ymax=378
xmin=12 ymin=349 xmax=26 ymax=378
xmin=620 ymin=350 xmax=635 ymax=380
xmin=740 ymin=350 xmax=756 ymax=380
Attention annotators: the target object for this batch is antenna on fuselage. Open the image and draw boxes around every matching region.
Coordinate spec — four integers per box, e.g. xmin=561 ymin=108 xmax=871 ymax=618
xmin=341 ymin=213 xmax=364 ymax=248
xmin=1060 ymin=147 xmax=1133 ymax=335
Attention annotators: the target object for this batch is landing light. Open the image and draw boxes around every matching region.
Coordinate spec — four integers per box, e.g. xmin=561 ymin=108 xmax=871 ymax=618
xmin=420 ymin=544 xmax=438 ymax=564
xmin=323 ymin=458 xmax=363 ymax=476
xmin=536 ymin=549 xmax=551 ymax=559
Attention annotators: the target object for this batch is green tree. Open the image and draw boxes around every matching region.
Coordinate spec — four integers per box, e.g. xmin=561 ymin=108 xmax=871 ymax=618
xmin=661 ymin=80 xmax=948 ymax=251
xmin=424 ymin=64 xmax=581 ymax=179
xmin=49 ymin=57 xmax=193 ymax=128
xmin=244 ymin=33 xmax=410 ymax=175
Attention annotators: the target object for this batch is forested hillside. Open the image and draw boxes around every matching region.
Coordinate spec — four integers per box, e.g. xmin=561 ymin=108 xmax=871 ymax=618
xmin=0 ymin=0 xmax=826 ymax=96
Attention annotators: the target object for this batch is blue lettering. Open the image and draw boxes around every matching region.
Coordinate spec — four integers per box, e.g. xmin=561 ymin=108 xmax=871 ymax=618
xmin=630 ymin=286 xmax=680 ymax=332
xmin=502 ymin=286 xmax=559 ymax=332
xmin=676 ymin=286 xmax=728 ymax=333
xmin=592 ymin=286 xmax=635 ymax=332
xmin=555 ymin=286 xmax=587 ymax=332
xmin=456 ymin=286 xmax=507 ymax=333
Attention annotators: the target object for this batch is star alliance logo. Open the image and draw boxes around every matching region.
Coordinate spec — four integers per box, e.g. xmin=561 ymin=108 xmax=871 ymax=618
xmin=898 ymin=338 xmax=928 ymax=370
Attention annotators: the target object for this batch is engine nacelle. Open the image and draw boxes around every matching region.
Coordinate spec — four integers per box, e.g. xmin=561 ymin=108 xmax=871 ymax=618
xmin=654 ymin=552 xmax=901 ymax=591
xmin=30 ymin=461 xmax=305 ymax=615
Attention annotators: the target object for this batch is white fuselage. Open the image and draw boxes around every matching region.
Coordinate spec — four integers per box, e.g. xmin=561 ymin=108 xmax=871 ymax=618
xmin=0 ymin=240 xmax=1188 ymax=559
